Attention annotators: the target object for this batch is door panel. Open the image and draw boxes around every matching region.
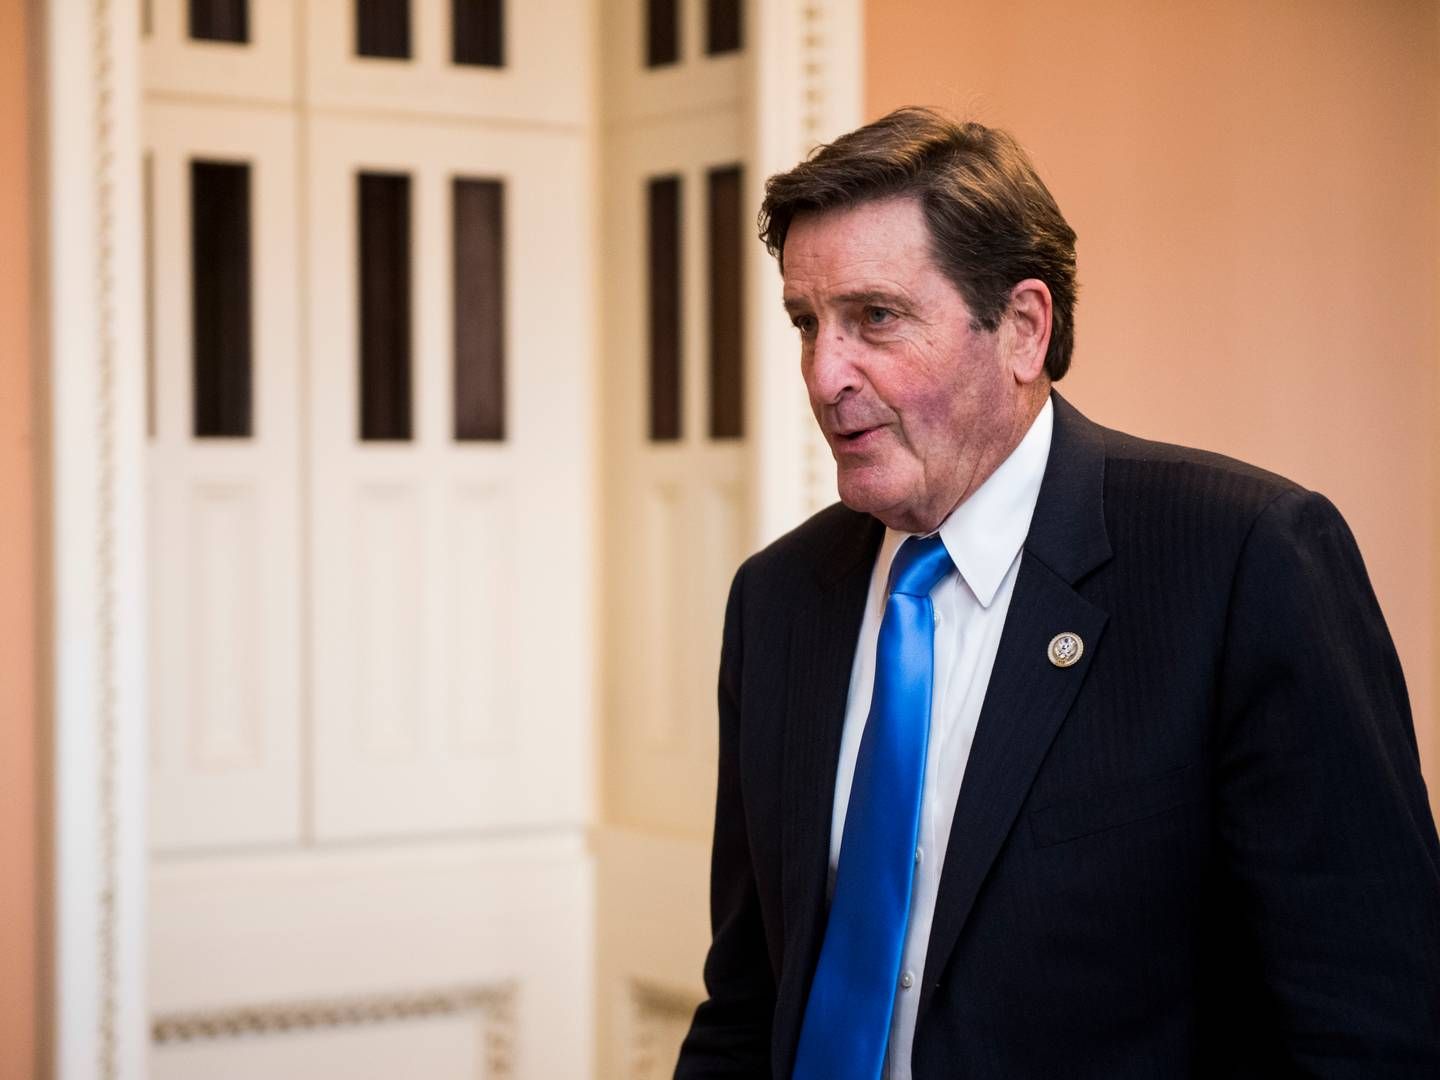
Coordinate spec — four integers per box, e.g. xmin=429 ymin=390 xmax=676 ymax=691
xmin=150 ymin=836 xmax=591 ymax=1078
xmin=602 ymin=112 xmax=750 ymax=839
xmin=145 ymin=1 xmax=597 ymax=1075
xmin=305 ymin=0 xmax=591 ymax=124
xmin=595 ymin=6 xmax=756 ymax=1073
xmin=146 ymin=99 xmax=303 ymax=851
xmin=306 ymin=115 xmax=593 ymax=839
xmin=143 ymin=0 xmax=297 ymax=102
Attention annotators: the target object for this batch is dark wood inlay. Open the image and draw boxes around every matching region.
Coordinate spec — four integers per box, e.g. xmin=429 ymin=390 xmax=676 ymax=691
xmin=453 ymin=178 xmax=506 ymax=441
xmin=648 ymin=175 xmax=683 ymax=442
xmin=646 ymin=0 xmax=679 ymax=67
xmin=707 ymin=165 xmax=744 ymax=439
xmin=705 ymin=0 xmax=742 ymax=55
xmin=189 ymin=0 xmax=248 ymax=43
xmin=358 ymin=172 xmax=413 ymax=441
xmin=144 ymin=154 xmax=157 ymax=439
xmin=452 ymin=0 xmax=504 ymax=66
xmin=191 ymin=160 xmax=253 ymax=439
xmin=356 ymin=0 xmax=411 ymax=59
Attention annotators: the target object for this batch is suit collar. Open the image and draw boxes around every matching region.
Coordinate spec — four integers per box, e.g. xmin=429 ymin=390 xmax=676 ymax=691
xmin=915 ymin=389 xmax=1114 ymax=1021
xmin=1025 ymin=389 xmax=1112 ymax=585
xmin=813 ymin=507 xmax=884 ymax=590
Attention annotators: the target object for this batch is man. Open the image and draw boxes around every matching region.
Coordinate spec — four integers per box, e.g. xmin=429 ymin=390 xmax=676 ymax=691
xmin=675 ymin=108 xmax=1440 ymax=1079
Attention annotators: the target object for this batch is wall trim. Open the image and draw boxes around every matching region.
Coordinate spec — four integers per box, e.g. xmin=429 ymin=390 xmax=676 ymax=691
xmin=44 ymin=0 xmax=148 ymax=1077
xmin=628 ymin=980 xmax=702 ymax=1080
xmin=152 ymin=983 xmax=517 ymax=1075
xmin=749 ymin=0 xmax=864 ymax=545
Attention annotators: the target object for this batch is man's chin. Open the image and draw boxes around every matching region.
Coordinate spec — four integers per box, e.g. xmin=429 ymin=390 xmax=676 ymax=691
xmin=836 ymin=474 xmax=901 ymax=520
xmin=836 ymin=472 xmax=938 ymax=532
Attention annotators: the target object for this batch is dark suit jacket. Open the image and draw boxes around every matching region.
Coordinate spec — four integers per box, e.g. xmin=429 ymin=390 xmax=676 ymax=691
xmin=676 ymin=392 xmax=1440 ymax=1079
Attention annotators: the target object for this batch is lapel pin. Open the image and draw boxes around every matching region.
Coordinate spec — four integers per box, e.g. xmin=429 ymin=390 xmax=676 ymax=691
xmin=1048 ymin=631 xmax=1083 ymax=668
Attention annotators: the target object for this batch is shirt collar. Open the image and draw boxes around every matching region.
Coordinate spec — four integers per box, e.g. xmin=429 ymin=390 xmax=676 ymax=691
xmin=882 ymin=397 xmax=1054 ymax=609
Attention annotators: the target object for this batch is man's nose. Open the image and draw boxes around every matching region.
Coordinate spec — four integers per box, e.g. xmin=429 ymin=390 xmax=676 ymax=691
xmin=805 ymin=328 xmax=863 ymax=404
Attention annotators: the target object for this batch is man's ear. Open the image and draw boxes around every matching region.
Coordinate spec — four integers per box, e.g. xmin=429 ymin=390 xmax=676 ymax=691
xmin=1004 ymin=278 xmax=1053 ymax=385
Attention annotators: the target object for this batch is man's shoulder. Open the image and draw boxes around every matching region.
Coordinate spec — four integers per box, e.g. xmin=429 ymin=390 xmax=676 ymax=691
xmin=1049 ymin=395 xmax=1341 ymax=566
xmin=736 ymin=502 xmax=878 ymax=594
xmin=1093 ymin=420 xmax=1309 ymax=528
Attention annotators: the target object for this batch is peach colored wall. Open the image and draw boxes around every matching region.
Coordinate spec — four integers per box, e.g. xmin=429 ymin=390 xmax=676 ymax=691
xmin=867 ymin=0 xmax=1440 ymax=813
xmin=0 ymin=0 xmax=38 ymax=1076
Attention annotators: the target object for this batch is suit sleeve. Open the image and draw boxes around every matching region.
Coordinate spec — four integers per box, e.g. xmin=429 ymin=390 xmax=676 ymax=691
xmin=674 ymin=561 xmax=777 ymax=1078
xmin=1215 ymin=488 xmax=1440 ymax=1073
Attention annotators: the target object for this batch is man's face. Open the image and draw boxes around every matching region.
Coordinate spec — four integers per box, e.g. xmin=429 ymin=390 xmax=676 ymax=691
xmin=782 ymin=195 xmax=1031 ymax=534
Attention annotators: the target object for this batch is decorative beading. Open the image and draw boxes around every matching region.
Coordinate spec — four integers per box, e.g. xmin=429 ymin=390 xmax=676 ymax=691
xmin=152 ymin=983 xmax=520 ymax=1077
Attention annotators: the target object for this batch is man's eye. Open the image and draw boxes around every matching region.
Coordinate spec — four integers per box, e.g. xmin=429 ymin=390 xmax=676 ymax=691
xmin=792 ymin=315 xmax=817 ymax=334
xmin=866 ymin=307 xmax=896 ymax=325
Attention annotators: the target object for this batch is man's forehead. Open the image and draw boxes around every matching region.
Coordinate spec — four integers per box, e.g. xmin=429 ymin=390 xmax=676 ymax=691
xmin=781 ymin=221 xmax=933 ymax=312
xmin=788 ymin=192 xmax=923 ymax=232
xmin=782 ymin=197 xmax=935 ymax=284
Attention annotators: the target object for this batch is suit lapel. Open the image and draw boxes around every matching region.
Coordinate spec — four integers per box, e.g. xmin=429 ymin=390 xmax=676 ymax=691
xmin=772 ymin=511 xmax=882 ymax=1072
xmin=918 ymin=391 xmax=1114 ymax=1021
xmin=917 ymin=559 xmax=1107 ymax=1017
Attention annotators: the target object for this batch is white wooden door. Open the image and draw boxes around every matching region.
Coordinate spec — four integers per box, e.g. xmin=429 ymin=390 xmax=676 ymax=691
xmin=141 ymin=2 xmax=860 ymax=1076
xmin=593 ymin=2 xmax=865 ymax=1076
xmin=595 ymin=1 xmax=753 ymax=1074
xmin=143 ymin=2 xmax=596 ymax=1076
xmin=145 ymin=99 xmax=304 ymax=851
xmin=306 ymin=113 xmax=592 ymax=840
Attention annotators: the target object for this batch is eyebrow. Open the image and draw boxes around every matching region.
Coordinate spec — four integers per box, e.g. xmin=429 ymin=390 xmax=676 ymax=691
xmin=782 ymin=289 xmax=908 ymax=315
xmin=837 ymin=289 xmax=907 ymax=309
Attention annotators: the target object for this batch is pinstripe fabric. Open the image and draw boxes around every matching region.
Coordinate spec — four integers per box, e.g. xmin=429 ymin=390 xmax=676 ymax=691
xmin=677 ymin=392 xmax=1440 ymax=1080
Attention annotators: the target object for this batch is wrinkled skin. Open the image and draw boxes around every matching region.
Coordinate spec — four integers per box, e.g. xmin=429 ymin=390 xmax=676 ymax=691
xmin=782 ymin=195 xmax=1053 ymax=534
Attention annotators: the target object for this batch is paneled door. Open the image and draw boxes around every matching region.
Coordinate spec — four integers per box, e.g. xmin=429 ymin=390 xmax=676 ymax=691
xmin=144 ymin=1 xmax=596 ymax=1076
xmin=592 ymin=2 xmax=866 ymax=1075
xmin=595 ymin=1 xmax=756 ymax=1075
xmin=306 ymin=115 xmax=592 ymax=841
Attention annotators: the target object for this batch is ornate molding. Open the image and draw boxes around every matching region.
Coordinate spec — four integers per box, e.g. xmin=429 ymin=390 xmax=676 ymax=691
xmin=43 ymin=0 xmax=149 ymax=1068
xmin=797 ymin=3 xmax=834 ymax=518
xmin=90 ymin=0 xmax=124 ymax=1076
xmin=629 ymin=980 xmax=702 ymax=1080
xmin=750 ymin=0 xmax=864 ymax=540
xmin=799 ymin=3 xmax=829 ymax=146
xmin=153 ymin=983 xmax=518 ymax=1076
xmin=47 ymin=0 xmax=148 ymax=1068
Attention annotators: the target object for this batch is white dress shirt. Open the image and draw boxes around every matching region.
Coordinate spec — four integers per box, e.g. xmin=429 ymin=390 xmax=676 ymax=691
xmin=827 ymin=398 xmax=1054 ymax=1080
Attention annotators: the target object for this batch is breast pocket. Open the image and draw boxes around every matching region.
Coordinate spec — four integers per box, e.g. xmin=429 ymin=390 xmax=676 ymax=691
xmin=1029 ymin=763 xmax=1201 ymax=848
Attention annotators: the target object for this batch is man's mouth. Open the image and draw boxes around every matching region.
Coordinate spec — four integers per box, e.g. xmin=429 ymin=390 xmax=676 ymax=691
xmin=834 ymin=425 xmax=882 ymax=448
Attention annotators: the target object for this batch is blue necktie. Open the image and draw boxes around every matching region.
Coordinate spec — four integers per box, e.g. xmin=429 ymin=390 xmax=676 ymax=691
xmin=793 ymin=535 xmax=954 ymax=1080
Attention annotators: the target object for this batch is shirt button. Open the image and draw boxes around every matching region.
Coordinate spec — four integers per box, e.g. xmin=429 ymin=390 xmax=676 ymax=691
xmin=933 ymin=609 xmax=942 ymax=626
xmin=914 ymin=847 xmax=923 ymax=865
xmin=900 ymin=971 xmax=915 ymax=990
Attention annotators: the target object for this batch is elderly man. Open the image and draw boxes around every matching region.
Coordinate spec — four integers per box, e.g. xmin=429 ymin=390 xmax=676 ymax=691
xmin=675 ymin=108 xmax=1440 ymax=1079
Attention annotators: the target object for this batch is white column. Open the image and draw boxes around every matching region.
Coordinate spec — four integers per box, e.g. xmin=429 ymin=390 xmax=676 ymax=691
xmin=749 ymin=0 xmax=865 ymax=545
xmin=45 ymin=0 xmax=149 ymax=1077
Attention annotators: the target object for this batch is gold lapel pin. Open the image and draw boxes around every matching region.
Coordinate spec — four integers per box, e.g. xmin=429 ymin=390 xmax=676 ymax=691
xmin=1048 ymin=631 xmax=1083 ymax=668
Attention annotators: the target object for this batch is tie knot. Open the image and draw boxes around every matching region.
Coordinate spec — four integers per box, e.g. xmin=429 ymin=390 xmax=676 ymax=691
xmin=887 ymin=535 xmax=953 ymax=597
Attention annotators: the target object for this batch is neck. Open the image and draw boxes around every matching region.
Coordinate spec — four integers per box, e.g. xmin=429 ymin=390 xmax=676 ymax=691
xmin=895 ymin=382 xmax=1051 ymax=535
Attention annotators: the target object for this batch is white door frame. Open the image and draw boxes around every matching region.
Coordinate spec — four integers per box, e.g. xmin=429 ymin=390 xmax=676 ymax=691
xmin=41 ymin=0 xmax=149 ymax=1077
xmin=751 ymin=0 xmax=865 ymax=540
